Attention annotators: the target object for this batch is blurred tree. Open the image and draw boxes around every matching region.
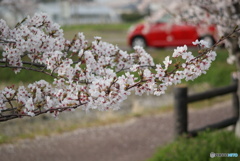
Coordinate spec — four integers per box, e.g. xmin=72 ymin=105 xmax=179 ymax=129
xmin=0 ymin=0 xmax=36 ymax=26
xmin=174 ymin=0 xmax=240 ymax=137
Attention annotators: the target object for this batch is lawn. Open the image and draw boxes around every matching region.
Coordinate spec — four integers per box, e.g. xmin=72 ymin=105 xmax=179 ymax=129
xmin=62 ymin=23 xmax=133 ymax=48
xmin=147 ymin=130 xmax=240 ymax=161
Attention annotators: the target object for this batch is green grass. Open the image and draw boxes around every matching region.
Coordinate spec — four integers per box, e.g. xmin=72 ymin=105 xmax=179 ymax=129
xmin=0 ymin=68 xmax=53 ymax=84
xmin=62 ymin=23 xmax=133 ymax=32
xmin=62 ymin=23 xmax=133 ymax=47
xmin=147 ymin=130 xmax=240 ymax=161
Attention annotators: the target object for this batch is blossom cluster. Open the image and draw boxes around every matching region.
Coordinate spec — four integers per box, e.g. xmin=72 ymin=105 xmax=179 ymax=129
xmin=0 ymin=13 xmax=217 ymax=120
xmin=175 ymin=0 xmax=240 ymax=64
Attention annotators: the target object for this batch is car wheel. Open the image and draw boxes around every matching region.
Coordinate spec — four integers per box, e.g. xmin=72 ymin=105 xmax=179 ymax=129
xmin=132 ymin=36 xmax=147 ymax=48
xmin=200 ymin=35 xmax=215 ymax=47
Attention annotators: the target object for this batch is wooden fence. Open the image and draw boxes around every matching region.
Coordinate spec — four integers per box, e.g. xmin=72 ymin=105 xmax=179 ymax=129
xmin=174 ymin=77 xmax=239 ymax=137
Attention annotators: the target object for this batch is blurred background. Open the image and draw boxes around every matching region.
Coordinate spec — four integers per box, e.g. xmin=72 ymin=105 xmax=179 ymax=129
xmin=0 ymin=0 xmax=235 ymax=142
xmin=0 ymin=0 xmax=238 ymax=158
xmin=0 ymin=0 xmax=171 ymax=26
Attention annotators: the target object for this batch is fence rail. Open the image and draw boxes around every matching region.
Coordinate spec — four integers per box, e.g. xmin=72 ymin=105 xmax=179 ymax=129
xmin=188 ymin=83 xmax=238 ymax=103
xmin=174 ymin=77 xmax=239 ymax=137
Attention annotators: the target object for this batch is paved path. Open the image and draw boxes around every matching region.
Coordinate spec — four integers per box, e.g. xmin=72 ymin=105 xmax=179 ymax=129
xmin=0 ymin=101 xmax=235 ymax=161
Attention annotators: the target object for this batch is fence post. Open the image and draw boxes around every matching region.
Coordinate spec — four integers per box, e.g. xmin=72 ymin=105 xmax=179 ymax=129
xmin=174 ymin=86 xmax=188 ymax=138
xmin=232 ymin=76 xmax=239 ymax=119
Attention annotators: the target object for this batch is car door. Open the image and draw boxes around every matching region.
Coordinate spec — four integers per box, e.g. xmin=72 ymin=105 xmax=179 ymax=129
xmin=170 ymin=24 xmax=198 ymax=46
xmin=145 ymin=22 xmax=169 ymax=47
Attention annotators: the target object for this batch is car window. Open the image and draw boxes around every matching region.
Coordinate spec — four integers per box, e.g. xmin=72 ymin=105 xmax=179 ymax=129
xmin=157 ymin=14 xmax=174 ymax=23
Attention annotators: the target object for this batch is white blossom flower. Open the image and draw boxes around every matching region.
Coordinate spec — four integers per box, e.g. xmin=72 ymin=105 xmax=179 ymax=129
xmin=182 ymin=51 xmax=194 ymax=61
xmin=0 ymin=12 xmax=220 ymax=119
xmin=24 ymin=98 xmax=35 ymax=116
xmin=172 ymin=45 xmax=187 ymax=57
xmin=163 ymin=56 xmax=172 ymax=69
xmin=227 ymin=55 xmax=235 ymax=64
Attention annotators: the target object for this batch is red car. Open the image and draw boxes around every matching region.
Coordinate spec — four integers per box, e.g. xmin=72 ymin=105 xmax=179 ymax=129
xmin=127 ymin=14 xmax=217 ymax=48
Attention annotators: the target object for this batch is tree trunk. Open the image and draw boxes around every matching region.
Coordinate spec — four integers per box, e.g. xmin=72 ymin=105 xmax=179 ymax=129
xmin=234 ymin=52 xmax=240 ymax=137
xmin=235 ymin=71 xmax=240 ymax=137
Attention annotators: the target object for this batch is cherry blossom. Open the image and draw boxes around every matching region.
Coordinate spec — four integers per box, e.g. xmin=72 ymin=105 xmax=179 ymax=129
xmin=173 ymin=0 xmax=240 ymax=65
xmin=0 ymin=12 xmax=228 ymax=121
